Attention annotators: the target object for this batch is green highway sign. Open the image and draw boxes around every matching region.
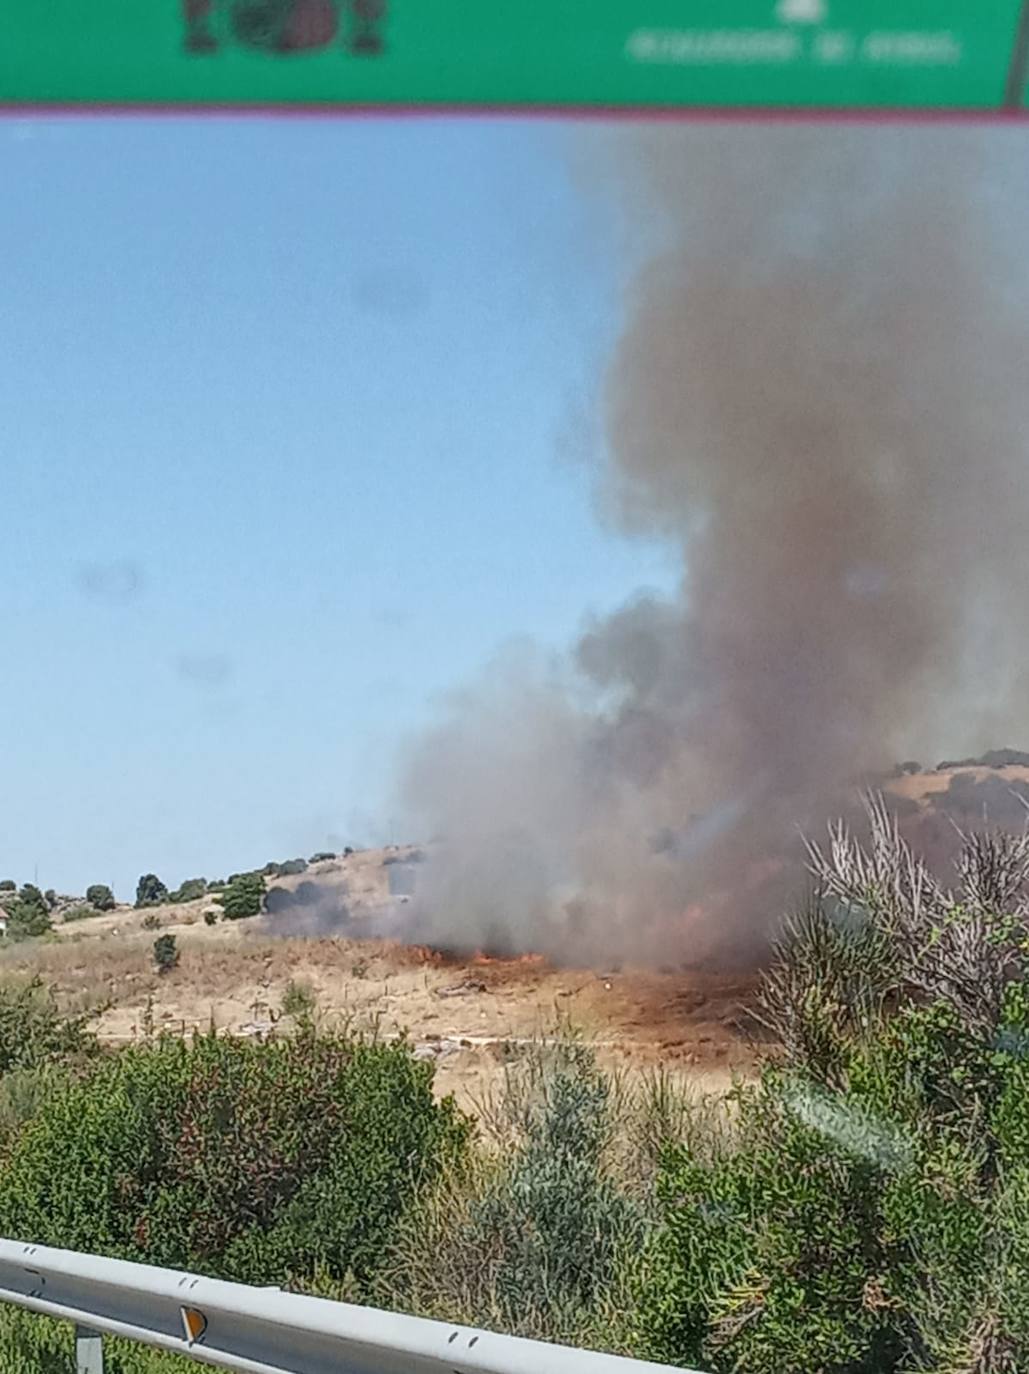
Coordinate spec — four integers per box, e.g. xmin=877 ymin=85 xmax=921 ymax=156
xmin=1 ymin=1 xmax=1028 ymax=113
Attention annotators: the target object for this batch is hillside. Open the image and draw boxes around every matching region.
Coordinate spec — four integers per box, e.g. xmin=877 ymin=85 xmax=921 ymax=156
xmin=3 ymin=756 xmax=1027 ymax=1109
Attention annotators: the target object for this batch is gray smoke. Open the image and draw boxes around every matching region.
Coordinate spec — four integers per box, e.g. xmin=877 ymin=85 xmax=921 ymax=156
xmin=397 ymin=127 xmax=1029 ymax=968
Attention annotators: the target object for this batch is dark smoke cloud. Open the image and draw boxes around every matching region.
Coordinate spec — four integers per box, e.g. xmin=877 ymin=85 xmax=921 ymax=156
xmin=396 ymin=127 xmax=1029 ymax=968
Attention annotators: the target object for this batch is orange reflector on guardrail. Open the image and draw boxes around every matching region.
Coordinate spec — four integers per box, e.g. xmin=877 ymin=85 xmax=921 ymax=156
xmin=181 ymin=1306 xmax=208 ymax=1343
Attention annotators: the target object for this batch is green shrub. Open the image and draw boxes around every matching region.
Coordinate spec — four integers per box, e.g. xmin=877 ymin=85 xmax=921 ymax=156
xmin=169 ymin=878 xmax=206 ymax=904
xmin=0 ymin=880 xmax=15 ymax=893
xmin=135 ymin=874 xmax=168 ymax=908
xmin=0 ymin=977 xmax=94 ymax=1076
xmin=203 ymin=910 xmax=218 ymax=927
xmin=217 ymin=871 xmax=265 ymax=921
xmin=6 ymin=905 xmax=51 ymax=940
xmin=153 ymin=935 xmax=178 ymax=973
xmin=86 ymin=884 xmax=116 ymax=911
xmin=141 ymin=911 xmax=161 ymax=931
xmin=5 ymin=886 xmax=53 ymax=940
xmin=0 ymin=1064 xmax=73 ymax=1156
xmin=62 ymin=905 xmax=100 ymax=923
xmin=634 ymin=800 xmax=1029 ymax=1373
xmin=0 ymin=1306 xmax=200 ymax=1373
xmin=309 ymin=851 xmax=335 ymax=863
xmin=281 ymin=979 xmax=317 ymax=1023
xmin=262 ymin=859 xmax=308 ymax=878
xmin=0 ymin=1030 xmax=469 ymax=1291
xmin=383 ymin=1035 xmax=644 ymax=1347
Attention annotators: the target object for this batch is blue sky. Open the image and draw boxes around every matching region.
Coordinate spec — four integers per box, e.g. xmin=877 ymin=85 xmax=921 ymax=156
xmin=0 ymin=115 xmax=676 ymax=899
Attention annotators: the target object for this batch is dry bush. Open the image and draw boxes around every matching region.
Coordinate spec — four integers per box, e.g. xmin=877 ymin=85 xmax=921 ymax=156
xmin=758 ymin=793 xmax=1029 ymax=1079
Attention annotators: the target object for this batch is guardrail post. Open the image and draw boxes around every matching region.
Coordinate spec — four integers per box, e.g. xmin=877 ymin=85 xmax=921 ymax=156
xmin=74 ymin=1324 xmax=104 ymax=1373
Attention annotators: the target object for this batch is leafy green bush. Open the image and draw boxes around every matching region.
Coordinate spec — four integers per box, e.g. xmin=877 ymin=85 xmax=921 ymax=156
xmin=153 ymin=934 xmax=178 ymax=974
xmin=86 ymin=883 xmax=116 ymax=911
xmin=0 ymin=1064 xmax=72 ymax=1157
xmin=634 ymin=799 xmax=1029 ymax=1373
xmin=217 ymin=871 xmax=265 ymax=921
xmin=5 ymin=886 xmax=53 ymax=940
xmin=0 ymin=977 xmax=94 ymax=1076
xmin=0 ymin=1030 xmax=469 ymax=1292
xmin=135 ymin=874 xmax=168 ymax=908
xmin=169 ymin=878 xmax=206 ymax=904
xmin=203 ymin=909 xmax=218 ymax=927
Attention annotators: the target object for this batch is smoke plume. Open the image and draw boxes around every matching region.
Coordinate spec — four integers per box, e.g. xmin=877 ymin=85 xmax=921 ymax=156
xmin=397 ymin=127 xmax=1029 ymax=968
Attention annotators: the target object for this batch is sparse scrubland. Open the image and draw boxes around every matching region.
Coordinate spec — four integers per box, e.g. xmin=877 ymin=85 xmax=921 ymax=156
xmin=3 ymin=800 xmax=1029 ymax=1371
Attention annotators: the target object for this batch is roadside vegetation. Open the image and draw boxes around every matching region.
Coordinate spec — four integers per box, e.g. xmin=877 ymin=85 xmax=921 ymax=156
xmin=2 ymin=799 xmax=1029 ymax=1371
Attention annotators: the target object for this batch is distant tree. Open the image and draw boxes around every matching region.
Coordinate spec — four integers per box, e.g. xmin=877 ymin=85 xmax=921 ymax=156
xmin=261 ymin=861 xmax=305 ymax=878
xmin=217 ymin=872 xmax=266 ymax=921
xmin=153 ymin=934 xmax=178 ymax=974
xmin=0 ymin=880 xmax=15 ymax=893
xmin=7 ymin=886 xmax=52 ymax=940
xmin=135 ymin=874 xmax=168 ymax=909
xmin=169 ymin=878 xmax=206 ymax=904
xmin=309 ymin=851 xmax=336 ymax=863
xmin=43 ymin=889 xmax=57 ymax=909
xmin=85 ymin=884 xmax=116 ymax=912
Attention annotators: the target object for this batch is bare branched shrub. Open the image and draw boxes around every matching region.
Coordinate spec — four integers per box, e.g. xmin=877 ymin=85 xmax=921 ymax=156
xmin=754 ymin=893 xmax=897 ymax=1088
xmin=796 ymin=793 xmax=1029 ymax=1042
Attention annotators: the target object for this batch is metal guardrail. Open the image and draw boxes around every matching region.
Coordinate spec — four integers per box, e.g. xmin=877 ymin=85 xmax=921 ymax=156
xmin=0 ymin=1238 xmax=696 ymax=1374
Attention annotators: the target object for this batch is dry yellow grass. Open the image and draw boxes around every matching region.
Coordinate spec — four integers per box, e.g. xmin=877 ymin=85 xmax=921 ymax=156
xmin=0 ymin=887 xmax=755 ymax=1112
